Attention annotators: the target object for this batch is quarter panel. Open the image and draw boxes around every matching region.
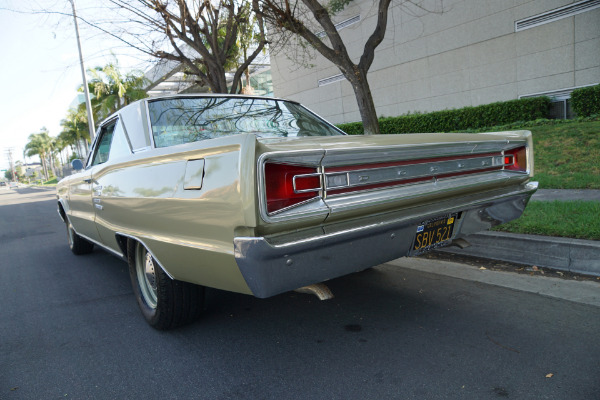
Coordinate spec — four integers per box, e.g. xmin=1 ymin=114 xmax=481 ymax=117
xmin=91 ymin=134 xmax=257 ymax=293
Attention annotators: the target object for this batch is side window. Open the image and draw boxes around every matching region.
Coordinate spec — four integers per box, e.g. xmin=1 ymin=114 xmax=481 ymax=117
xmin=91 ymin=122 xmax=116 ymax=166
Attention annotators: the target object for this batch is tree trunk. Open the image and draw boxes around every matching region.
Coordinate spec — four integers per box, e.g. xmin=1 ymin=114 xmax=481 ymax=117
xmin=40 ymin=154 xmax=49 ymax=181
xmin=348 ymin=68 xmax=380 ymax=135
xmin=244 ymin=47 xmax=250 ymax=88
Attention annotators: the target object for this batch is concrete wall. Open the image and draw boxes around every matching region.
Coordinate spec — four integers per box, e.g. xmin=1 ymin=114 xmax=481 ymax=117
xmin=270 ymin=0 xmax=600 ymax=124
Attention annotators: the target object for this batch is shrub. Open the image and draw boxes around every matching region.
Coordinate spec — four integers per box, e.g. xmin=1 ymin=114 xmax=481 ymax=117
xmin=571 ymin=84 xmax=600 ymax=117
xmin=337 ymin=97 xmax=551 ymax=135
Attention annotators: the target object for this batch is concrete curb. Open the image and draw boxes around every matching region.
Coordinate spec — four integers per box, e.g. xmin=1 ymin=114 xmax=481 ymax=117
xmin=437 ymin=231 xmax=600 ymax=277
xmin=383 ymin=257 xmax=600 ymax=308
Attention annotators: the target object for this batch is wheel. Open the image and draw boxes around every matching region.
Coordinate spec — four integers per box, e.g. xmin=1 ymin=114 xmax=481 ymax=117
xmin=127 ymin=239 xmax=205 ymax=330
xmin=66 ymin=219 xmax=94 ymax=255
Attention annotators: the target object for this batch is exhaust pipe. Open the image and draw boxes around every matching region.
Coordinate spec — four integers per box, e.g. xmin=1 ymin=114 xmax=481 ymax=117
xmin=294 ymin=283 xmax=334 ymax=300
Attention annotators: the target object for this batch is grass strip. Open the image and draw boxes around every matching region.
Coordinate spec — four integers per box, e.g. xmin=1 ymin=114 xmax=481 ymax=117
xmin=529 ymin=120 xmax=600 ymax=189
xmin=493 ymin=200 xmax=600 ymax=240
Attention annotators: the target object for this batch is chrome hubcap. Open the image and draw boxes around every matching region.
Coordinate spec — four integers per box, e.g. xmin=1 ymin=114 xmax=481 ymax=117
xmin=136 ymin=244 xmax=158 ymax=309
xmin=144 ymin=253 xmax=157 ymax=289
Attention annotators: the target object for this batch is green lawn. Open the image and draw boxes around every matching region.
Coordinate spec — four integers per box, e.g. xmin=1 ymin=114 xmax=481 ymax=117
xmin=493 ymin=200 xmax=600 ymax=240
xmin=528 ymin=120 xmax=600 ymax=189
xmin=43 ymin=178 xmax=59 ymax=185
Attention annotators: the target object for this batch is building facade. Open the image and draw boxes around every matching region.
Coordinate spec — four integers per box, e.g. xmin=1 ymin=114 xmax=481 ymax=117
xmin=270 ymin=0 xmax=600 ymax=123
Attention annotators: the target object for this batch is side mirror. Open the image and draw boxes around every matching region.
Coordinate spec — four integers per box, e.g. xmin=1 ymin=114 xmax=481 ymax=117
xmin=71 ymin=159 xmax=84 ymax=171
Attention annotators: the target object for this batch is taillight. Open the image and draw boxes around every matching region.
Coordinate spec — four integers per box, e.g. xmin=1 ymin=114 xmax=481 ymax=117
xmin=504 ymin=147 xmax=527 ymax=172
xmin=264 ymin=163 xmax=321 ymax=213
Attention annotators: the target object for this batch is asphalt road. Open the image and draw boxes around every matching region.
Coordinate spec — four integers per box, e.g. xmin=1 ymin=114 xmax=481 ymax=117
xmin=1 ymin=187 xmax=599 ymax=400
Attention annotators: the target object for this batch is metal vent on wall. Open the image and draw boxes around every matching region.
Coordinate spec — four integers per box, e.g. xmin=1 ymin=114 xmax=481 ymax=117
xmin=316 ymin=15 xmax=361 ymax=38
xmin=318 ymin=74 xmax=346 ymax=87
xmin=520 ymin=84 xmax=598 ymax=119
xmin=519 ymin=84 xmax=598 ymax=100
xmin=515 ymin=0 xmax=600 ymax=31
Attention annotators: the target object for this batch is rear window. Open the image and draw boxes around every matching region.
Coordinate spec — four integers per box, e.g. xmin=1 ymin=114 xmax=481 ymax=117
xmin=148 ymin=97 xmax=343 ymax=148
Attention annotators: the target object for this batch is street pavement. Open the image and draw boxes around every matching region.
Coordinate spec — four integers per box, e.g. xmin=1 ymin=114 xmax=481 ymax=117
xmin=1 ymin=186 xmax=599 ymax=399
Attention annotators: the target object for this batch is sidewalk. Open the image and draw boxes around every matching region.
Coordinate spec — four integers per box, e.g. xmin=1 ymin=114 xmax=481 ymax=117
xmin=439 ymin=189 xmax=600 ymax=277
xmin=531 ymin=188 xmax=600 ymax=202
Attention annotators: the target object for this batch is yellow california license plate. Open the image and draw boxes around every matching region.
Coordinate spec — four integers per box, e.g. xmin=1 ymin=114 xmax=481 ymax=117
xmin=412 ymin=214 xmax=457 ymax=254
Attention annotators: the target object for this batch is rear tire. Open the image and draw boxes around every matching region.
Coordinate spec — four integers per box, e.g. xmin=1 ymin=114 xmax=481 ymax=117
xmin=127 ymin=239 xmax=205 ymax=330
xmin=66 ymin=220 xmax=94 ymax=255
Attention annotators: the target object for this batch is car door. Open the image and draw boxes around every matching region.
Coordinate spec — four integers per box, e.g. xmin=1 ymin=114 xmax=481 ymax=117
xmin=92 ymin=117 xmax=135 ymax=253
xmin=67 ymin=121 xmax=117 ymax=244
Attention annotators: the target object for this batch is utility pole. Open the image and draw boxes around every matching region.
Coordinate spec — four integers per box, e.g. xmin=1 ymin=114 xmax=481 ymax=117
xmin=3 ymin=148 xmax=16 ymax=182
xmin=8 ymin=149 xmax=17 ymax=182
xmin=69 ymin=0 xmax=95 ymax=145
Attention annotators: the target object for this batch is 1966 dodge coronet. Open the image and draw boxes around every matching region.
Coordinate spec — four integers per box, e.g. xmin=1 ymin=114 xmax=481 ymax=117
xmin=57 ymin=95 xmax=537 ymax=329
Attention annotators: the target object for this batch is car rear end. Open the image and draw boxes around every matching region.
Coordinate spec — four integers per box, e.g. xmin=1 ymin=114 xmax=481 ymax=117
xmin=234 ymin=131 xmax=537 ymax=298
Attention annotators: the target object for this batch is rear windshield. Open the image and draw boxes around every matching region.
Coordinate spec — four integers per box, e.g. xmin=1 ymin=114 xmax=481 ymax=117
xmin=148 ymin=97 xmax=343 ymax=148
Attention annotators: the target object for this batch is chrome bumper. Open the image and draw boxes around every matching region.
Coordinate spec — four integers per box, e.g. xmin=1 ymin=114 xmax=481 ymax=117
xmin=234 ymin=182 xmax=538 ymax=298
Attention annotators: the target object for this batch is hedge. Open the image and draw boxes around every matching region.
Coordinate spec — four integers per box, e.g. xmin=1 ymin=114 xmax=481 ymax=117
xmin=337 ymin=96 xmax=551 ymax=135
xmin=571 ymin=84 xmax=600 ymax=117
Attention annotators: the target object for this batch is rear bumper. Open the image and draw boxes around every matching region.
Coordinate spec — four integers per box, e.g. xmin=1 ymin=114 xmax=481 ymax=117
xmin=234 ymin=182 xmax=538 ymax=298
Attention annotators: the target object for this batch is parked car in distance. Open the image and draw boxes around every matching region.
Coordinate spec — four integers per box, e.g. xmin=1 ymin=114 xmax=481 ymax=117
xmin=57 ymin=95 xmax=537 ymax=329
xmin=0 ymin=181 xmax=6 ymax=187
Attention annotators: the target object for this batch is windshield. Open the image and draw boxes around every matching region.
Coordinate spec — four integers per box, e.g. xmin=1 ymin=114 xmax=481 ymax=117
xmin=148 ymin=97 xmax=344 ymax=148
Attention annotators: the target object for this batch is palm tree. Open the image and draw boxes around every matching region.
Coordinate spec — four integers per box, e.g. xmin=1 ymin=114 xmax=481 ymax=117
xmin=51 ymin=136 xmax=70 ymax=178
xmin=24 ymin=129 xmax=53 ymax=181
xmin=59 ymin=107 xmax=90 ymax=157
xmin=83 ymin=60 xmax=149 ymax=122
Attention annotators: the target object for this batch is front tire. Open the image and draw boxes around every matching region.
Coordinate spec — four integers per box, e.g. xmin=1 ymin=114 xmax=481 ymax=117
xmin=127 ymin=239 xmax=205 ymax=330
xmin=66 ymin=220 xmax=94 ymax=255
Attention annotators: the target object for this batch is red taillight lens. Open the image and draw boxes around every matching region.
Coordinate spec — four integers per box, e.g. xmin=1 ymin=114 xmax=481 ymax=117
xmin=265 ymin=163 xmax=321 ymax=213
xmin=504 ymin=147 xmax=527 ymax=172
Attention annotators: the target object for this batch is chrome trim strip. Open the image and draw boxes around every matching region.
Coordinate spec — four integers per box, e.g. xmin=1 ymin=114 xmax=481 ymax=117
xmin=265 ymin=196 xmax=325 ymax=216
xmin=114 ymin=232 xmax=175 ymax=280
xmin=144 ymin=99 xmax=157 ymax=149
xmin=56 ymin=209 xmax=65 ymax=223
xmin=292 ymin=173 xmax=322 ymax=194
xmin=132 ymin=146 xmax=153 ymax=154
xmin=320 ymin=140 xmax=526 ymax=167
xmin=324 ymin=155 xmax=504 ymax=190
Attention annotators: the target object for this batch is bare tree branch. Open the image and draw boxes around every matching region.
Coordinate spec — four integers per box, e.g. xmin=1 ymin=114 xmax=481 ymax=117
xmin=103 ymin=0 xmax=267 ymax=93
xmin=257 ymin=0 xmax=438 ymax=134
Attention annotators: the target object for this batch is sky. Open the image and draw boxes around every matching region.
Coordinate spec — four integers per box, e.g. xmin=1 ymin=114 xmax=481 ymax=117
xmin=0 ymin=0 xmax=149 ymax=171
